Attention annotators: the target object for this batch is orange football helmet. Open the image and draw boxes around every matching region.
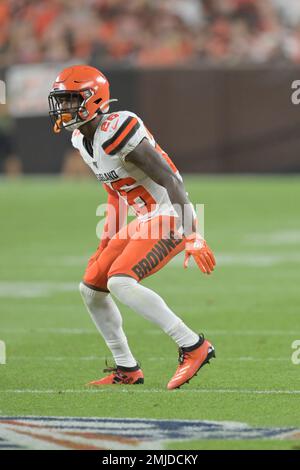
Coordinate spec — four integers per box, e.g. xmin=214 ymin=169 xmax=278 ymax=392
xmin=48 ymin=64 xmax=116 ymax=133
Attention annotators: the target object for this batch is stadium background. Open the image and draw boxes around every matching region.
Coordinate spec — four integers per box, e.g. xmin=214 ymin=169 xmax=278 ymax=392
xmin=1 ymin=0 xmax=300 ymax=451
xmin=1 ymin=0 xmax=300 ymax=174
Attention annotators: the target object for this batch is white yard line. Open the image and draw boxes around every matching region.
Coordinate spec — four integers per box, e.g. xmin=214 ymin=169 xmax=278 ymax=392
xmin=7 ymin=355 xmax=292 ymax=362
xmin=244 ymin=230 xmax=300 ymax=246
xmin=0 ymin=328 xmax=93 ymax=334
xmin=1 ymin=328 xmax=299 ymax=336
xmin=0 ymin=249 xmax=299 ymax=299
xmin=59 ymin=252 xmax=300 ymax=268
xmin=169 ymin=252 xmax=300 ymax=267
xmin=0 ymin=282 xmax=78 ymax=298
xmin=147 ymin=329 xmax=300 ymax=336
xmin=1 ymin=389 xmax=300 ymax=395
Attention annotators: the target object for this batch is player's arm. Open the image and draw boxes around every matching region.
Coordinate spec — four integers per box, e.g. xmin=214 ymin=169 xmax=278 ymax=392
xmin=127 ymin=139 xmax=195 ymax=234
xmin=126 ymin=138 xmax=216 ymax=274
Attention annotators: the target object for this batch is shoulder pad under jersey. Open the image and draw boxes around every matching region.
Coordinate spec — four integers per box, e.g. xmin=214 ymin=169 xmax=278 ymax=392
xmin=71 ymin=129 xmax=82 ymax=150
xmin=99 ymin=110 xmax=150 ymax=160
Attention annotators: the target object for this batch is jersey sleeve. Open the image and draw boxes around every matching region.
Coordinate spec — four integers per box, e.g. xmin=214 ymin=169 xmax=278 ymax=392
xmin=101 ymin=111 xmax=149 ymax=161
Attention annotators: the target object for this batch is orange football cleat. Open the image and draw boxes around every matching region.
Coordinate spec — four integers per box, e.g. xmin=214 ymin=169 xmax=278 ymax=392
xmin=167 ymin=335 xmax=215 ymax=390
xmin=87 ymin=365 xmax=144 ymax=386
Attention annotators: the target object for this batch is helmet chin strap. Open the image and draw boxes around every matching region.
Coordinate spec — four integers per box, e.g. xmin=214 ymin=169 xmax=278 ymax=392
xmin=63 ymin=98 xmax=119 ymax=132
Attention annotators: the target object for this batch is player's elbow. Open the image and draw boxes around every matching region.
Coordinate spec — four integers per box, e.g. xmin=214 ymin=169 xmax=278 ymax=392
xmin=157 ymin=171 xmax=182 ymax=191
xmin=164 ymin=173 xmax=184 ymax=194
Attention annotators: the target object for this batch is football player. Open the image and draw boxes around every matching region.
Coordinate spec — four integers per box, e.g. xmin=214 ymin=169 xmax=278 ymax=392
xmin=48 ymin=65 xmax=216 ymax=389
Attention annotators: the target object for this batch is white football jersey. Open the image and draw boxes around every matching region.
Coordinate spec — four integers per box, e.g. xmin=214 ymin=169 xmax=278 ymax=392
xmin=71 ymin=110 xmax=182 ymax=221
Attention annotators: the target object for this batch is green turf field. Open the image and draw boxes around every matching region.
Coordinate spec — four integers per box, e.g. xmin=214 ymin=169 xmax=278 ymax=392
xmin=0 ymin=176 xmax=300 ymax=450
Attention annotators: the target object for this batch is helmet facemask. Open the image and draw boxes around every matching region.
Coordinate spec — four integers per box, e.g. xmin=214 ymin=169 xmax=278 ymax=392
xmin=48 ymin=89 xmax=96 ymax=133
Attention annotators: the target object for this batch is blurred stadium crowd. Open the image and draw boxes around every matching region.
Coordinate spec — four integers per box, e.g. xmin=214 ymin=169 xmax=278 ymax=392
xmin=1 ymin=0 xmax=300 ymax=176
xmin=1 ymin=0 xmax=300 ymax=67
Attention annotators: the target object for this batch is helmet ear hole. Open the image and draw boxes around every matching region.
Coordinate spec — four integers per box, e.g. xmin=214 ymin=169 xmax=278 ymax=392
xmin=81 ymin=90 xmax=92 ymax=99
xmin=94 ymin=98 xmax=102 ymax=105
xmin=80 ymin=109 xmax=89 ymax=118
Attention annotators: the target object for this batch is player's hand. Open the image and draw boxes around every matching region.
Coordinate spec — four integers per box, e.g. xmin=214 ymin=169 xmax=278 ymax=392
xmin=184 ymin=233 xmax=216 ymax=274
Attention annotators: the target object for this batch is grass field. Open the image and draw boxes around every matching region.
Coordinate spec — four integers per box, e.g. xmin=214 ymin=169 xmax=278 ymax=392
xmin=0 ymin=175 xmax=300 ymax=450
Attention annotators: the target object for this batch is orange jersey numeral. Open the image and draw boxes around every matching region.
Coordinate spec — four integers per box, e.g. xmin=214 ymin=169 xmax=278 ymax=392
xmin=111 ymin=177 xmax=156 ymax=215
xmin=101 ymin=113 xmax=120 ymax=132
